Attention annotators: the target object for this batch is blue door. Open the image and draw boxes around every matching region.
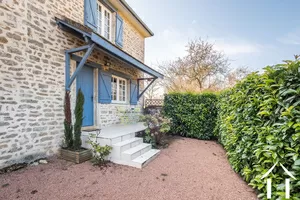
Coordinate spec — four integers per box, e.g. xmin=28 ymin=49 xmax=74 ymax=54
xmin=77 ymin=66 xmax=94 ymax=127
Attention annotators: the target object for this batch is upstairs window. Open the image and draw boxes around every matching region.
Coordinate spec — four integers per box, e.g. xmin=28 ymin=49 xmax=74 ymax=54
xmin=97 ymin=1 xmax=111 ymax=41
xmin=111 ymin=75 xmax=127 ymax=103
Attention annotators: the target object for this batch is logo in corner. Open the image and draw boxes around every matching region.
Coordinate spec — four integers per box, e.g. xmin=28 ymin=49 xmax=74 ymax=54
xmin=261 ymin=161 xmax=296 ymax=199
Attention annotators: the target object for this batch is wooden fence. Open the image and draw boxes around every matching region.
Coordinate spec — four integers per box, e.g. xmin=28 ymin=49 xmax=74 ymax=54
xmin=144 ymin=99 xmax=164 ymax=108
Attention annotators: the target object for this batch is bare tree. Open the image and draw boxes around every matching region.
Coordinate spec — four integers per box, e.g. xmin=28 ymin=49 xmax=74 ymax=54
xmin=144 ymin=78 xmax=162 ymax=99
xmin=226 ymin=66 xmax=250 ymax=87
xmin=160 ymin=38 xmax=230 ymax=92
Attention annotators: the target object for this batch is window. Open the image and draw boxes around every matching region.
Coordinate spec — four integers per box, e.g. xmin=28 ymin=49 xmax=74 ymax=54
xmin=111 ymin=75 xmax=127 ymax=103
xmin=97 ymin=1 xmax=111 ymax=41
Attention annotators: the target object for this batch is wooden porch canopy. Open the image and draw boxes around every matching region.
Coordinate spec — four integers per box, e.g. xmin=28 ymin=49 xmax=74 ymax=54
xmin=55 ymin=17 xmax=163 ymax=100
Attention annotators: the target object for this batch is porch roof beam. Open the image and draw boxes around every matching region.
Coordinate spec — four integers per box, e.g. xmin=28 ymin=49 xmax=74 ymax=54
xmin=66 ymin=43 xmax=95 ymax=91
xmin=136 ymin=78 xmax=155 ymax=81
xmin=65 ymin=45 xmax=91 ymax=54
xmin=56 ymin=18 xmax=163 ymax=79
xmin=91 ymin=33 xmax=163 ymax=79
xmin=137 ymin=77 xmax=157 ymax=100
xmin=70 ymin=54 xmax=102 ymax=69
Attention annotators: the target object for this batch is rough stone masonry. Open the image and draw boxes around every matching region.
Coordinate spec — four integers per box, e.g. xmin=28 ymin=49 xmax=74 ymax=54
xmin=0 ymin=0 xmax=146 ymax=169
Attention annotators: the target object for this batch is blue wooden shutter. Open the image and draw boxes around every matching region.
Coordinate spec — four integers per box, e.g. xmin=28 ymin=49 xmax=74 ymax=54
xmin=98 ymin=71 xmax=112 ymax=104
xmin=84 ymin=0 xmax=97 ymax=31
xmin=130 ymin=80 xmax=138 ymax=105
xmin=115 ymin=14 xmax=123 ymax=47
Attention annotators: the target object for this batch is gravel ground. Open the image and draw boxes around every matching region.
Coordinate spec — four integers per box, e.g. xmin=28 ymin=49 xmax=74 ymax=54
xmin=0 ymin=137 xmax=257 ymax=200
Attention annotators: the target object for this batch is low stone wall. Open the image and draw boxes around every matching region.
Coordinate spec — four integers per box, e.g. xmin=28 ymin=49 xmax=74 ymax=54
xmin=98 ymin=104 xmax=142 ymax=127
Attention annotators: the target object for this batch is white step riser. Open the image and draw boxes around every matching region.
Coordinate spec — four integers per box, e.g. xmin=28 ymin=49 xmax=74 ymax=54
xmin=96 ymin=132 xmax=135 ymax=146
xmin=122 ymin=145 xmax=152 ymax=161
xmin=81 ymin=135 xmax=89 ymax=149
xmin=130 ymin=139 xmax=143 ymax=150
xmin=111 ymin=149 xmax=160 ymax=168
xmin=121 ymin=133 xmax=134 ymax=141
xmin=119 ymin=140 xmax=138 ymax=152
xmin=111 ymin=138 xmax=143 ymax=160
xmin=132 ymin=149 xmax=160 ymax=168
xmin=140 ymin=152 xmax=160 ymax=168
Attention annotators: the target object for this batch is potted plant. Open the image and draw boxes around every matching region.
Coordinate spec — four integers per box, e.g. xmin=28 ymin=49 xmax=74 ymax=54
xmin=60 ymin=89 xmax=92 ymax=163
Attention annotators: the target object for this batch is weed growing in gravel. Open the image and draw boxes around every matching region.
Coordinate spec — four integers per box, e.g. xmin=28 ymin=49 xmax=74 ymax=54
xmin=88 ymin=133 xmax=112 ymax=166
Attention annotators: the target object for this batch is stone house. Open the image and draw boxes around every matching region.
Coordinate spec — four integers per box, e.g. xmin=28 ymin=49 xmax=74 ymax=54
xmin=0 ymin=0 xmax=163 ymax=169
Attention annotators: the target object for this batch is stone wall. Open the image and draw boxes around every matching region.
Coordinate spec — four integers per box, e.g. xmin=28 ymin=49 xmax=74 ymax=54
xmin=98 ymin=104 xmax=142 ymax=127
xmin=119 ymin=12 xmax=145 ymax=62
xmin=0 ymin=0 xmax=147 ymax=169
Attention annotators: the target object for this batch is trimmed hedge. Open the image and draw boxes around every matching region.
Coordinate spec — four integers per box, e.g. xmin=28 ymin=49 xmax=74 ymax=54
xmin=162 ymin=59 xmax=300 ymax=199
xmin=163 ymin=92 xmax=218 ymax=140
xmin=215 ymin=59 xmax=300 ymax=199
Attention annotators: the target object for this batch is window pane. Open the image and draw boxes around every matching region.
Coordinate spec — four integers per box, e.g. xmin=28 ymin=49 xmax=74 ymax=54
xmin=111 ymin=77 xmax=126 ymax=102
xmin=97 ymin=5 xmax=102 ymax=34
xmin=116 ymin=78 xmax=126 ymax=102
xmin=104 ymin=10 xmax=110 ymax=39
xmin=111 ymin=77 xmax=117 ymax=100
xmin=119 ymin=81 xmax=122 ymax=101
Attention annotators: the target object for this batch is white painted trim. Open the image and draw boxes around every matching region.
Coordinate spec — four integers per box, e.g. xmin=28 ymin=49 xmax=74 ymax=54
xmin=94 ymin=68 xmax=99 ymax=127
xmin=111 ymin=75 xmax=127 ymax=104
xmin=97 ymin=1 xmax=112 ymax=41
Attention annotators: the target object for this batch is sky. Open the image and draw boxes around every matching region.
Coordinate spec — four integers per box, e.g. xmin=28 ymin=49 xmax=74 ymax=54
xmin=126 ymin=0 xmax=300 ymax=72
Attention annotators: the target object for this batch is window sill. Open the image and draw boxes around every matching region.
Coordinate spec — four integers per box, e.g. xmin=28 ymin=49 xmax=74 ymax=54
xmin=81 ymin=126 xmax=98 ymax=131
xmin=111 ymin=101 xmax=128 ymax=105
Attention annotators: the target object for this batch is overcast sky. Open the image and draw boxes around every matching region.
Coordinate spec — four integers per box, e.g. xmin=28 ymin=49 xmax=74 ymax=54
xmin=127 ymin=0 xmax=300 ymax=72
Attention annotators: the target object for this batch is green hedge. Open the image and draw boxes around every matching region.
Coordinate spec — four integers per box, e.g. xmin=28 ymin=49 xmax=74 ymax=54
xmin=163 ymin=92 xmax=218 ymax=140
xmin=215 ymin=59 xmax=300 ymax=199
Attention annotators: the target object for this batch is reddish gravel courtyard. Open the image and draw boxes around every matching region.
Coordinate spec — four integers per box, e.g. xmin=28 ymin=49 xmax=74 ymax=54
xmin=0 ymin=137 xmax=257 ymax=200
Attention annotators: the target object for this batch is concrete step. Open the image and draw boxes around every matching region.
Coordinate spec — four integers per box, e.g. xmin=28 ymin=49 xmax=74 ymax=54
xmin=80 ymin=123 xmax=160 ymax=168
xmin=110 ymin=137 xmax=143 ymax=159
xmin=132 ymin=149 xmax=160 ymax=168
xmin=113 ymin=137 xmax=143 ymax=151
xmin=84 ymin=132 xmax=135 ymax=146
xmin=121 ymin=143 xmax=151 ymax=161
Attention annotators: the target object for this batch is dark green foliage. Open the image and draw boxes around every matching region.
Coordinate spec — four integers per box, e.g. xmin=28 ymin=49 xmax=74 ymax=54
xmin=73 ymin=89 xmax=84 ymax=150
xmin=215 ymin=58 xmax=300 ymax=199
xmin=64 ymin=91 xmax=73 ymax=148
xmin=88 ymin=133 xmax=112 ymax=165
xmin=140 ymin=113 xmax=171 ymax=147
xmin=163 ymin=92 xmax=218 ymax=140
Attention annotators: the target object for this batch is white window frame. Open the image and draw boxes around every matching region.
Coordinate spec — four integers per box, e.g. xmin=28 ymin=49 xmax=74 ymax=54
xmin=97 ymin=1 xmax=112 ymax=41
xmin=111 ymin=75 xmax=127 ymax=103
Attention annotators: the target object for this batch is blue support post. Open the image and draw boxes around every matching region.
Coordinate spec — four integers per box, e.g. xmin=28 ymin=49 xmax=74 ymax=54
xmin=65 ymin=52 xmax=71 ymax=91
xmin=67 ymin=43 xmax=95 ymax=90
xmin=137 ymin=80 xmax=139 ymax=101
